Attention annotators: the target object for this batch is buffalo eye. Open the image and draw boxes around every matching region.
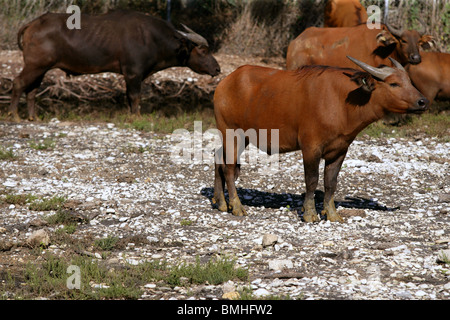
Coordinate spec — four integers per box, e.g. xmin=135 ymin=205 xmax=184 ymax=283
xmin=389 ymin=83 xmax=400 ymax=88
xmin=198 ymin=46 xmax=208 ymax=54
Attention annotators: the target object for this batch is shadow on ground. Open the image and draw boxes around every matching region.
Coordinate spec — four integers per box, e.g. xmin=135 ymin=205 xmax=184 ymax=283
xmin=200 ymin=187 xmax=399 ymax=219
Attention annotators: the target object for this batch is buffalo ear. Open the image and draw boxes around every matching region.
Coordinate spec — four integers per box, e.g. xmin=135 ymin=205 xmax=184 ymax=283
xmin=419 ymin=35 xmax=436 ymax=51
xmin=176 ymin=38 xmax=193 ymax=62
xmin=376 ymin=30 xmax=397 ymax=47
xmin=348 ymin=72 xmax=376 ymax=93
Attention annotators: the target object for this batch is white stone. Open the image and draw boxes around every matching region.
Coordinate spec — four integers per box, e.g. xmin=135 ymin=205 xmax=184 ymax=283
xmin=268 ymin=259 xmax=293 ymax=271
xmin=262 ymin=234 xmax=278 ymax=247
xmin=253 ymin=288 xmax=270 ymax=297
xmin=27 ymin=229 xmax=50 ymax=247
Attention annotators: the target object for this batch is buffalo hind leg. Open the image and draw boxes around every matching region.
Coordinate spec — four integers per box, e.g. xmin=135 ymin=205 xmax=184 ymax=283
xmin=225 ymin=164 xmax=246 ymax=216
xmin=9 ymin=66 xmax=47 ymax=121
xmin=322 ymin=153 xmax=346 ymax=223
xmin=213 ymin=147 xmax=228 ymax=212
xmin=124 ymin=74 xmax=142 ymax=116
xmin=223 ymin=136 xmax=248 ymax=216
xmin=302 ymin=150 xmax=321 ymax=223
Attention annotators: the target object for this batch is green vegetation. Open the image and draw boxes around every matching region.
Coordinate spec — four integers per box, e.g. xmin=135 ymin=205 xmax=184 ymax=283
xmin=167 ymin=256 xmax=248 ymax=286
xmin=2 ymin=193 xmax=67 ymax=212
xmin=56 ymin=223 xmax=77 ymax=235
xmin=114 ymin=111 xmax=216 ymax=134
xmin=3 ymin=193 xmax=37 ymax=205
xmin=121 ymin=144 xmax=153 ymax=154
xmin=361 ymin=113 xmax=450 ymax=142
xmin=0 ymin=146 xmax=16 ymax=160
xmin=28 ymin=195 xmax=66 ymax=211
xmin=180 ymin=219 xmax=194 ymax=226
xmin=44 ymin=209 xmax=78 ymax=225
xmin=29 ymin=138 xmax=56 ymax=151
xmin=0 ymin=253 xmax=249 ymax=300
xmin=0 ymin=109 xmax=216 ymax=135
xmin=94 ymin=236 xmax=120 ymax=251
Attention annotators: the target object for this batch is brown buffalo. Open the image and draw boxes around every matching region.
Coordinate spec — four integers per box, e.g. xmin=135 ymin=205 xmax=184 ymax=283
xmin=324 ymin=0 xmax=368 ymax=27
xmin=213 ymin=57 xmax=428 ymax=223
xmin=407 ymin=51 xmax=450 ymax=105
xmin=286 ymin=24 xmax=435 ymax=71
xmin=9 ymin=10 xmax=220 ymax=121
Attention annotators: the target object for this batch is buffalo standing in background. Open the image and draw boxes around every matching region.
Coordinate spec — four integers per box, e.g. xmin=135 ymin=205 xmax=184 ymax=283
xmin=9 ymin=10 xmax=221 ymax=121
xmin=324 ymin=0 xmax=368 ymax=27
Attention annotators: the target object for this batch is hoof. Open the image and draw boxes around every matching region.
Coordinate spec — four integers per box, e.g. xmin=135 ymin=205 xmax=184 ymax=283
xmin=7 ymin=112 xmax=21 ymax=122
xmin=212 ymin=196 xmax=228 ymax=212
xmin=228 ymin=198 xmax=247 ymax=216
xmin=302 ymin=198 xmax=320 ymax=223
xmin=231 ymin=206 xmax=247 ymax=217
xmin=322 ymin=209 xmax=344 ymax=223
xmin=212 ymin=195 xmax=228 ymax=212
xmin=321 ymin=197 xmax=344 ymax=222
xmin=302 ymin=210 xmax=320 ymax=223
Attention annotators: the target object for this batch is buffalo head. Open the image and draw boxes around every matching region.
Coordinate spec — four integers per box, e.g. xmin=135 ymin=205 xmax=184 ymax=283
xmin=177 ymin=24 xmax=220 ymax=77
xmin=347 ymin=56 xmax=429 ymax=114
xmin=385 ymin=22 xmax=436 ymax=65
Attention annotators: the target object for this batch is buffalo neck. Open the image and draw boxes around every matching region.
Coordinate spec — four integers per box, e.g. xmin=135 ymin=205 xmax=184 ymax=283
xmin=344 ymin=90 xmax=386 ymax=140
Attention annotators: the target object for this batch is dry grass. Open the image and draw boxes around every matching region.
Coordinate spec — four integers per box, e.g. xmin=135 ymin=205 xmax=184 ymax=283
xmin=0 ymin=0 xmax=116 ymax=50
xmin=218 ymin=4 xmax=297 ymax=57
xmin=1 ymin=1 xmax=449 ymax=53
xmin=218 ymin=0 xmax=325 ymax=57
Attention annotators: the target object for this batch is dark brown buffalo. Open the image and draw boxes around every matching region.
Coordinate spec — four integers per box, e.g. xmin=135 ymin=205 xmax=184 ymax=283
xmin=9 ymin=10 xmax=220 ymax=121
xmin=286 ymin=24 xmax=435 ymax=71
xmin=407 ymin=51 xmax=450 ymax=105
xmin=213 ymin=57 xmax=428 ymax=223
xmin=324 ymin=0 xmax=368 ymax=27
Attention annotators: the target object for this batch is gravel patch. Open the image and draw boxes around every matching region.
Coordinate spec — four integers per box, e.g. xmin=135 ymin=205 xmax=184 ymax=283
xmin=0 ymin=119 xmax=449 ymax=300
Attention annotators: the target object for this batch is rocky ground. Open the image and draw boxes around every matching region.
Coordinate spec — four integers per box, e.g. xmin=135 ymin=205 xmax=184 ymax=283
xmin=0 ymin=118 xmax=449 ymax=300
xmin=0 ymin=50 xmax=449 ymax=300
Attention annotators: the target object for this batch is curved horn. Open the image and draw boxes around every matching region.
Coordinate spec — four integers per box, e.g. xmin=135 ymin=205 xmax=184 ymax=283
xmin=177 ymin=23 xmax=209 ymax=47
xmin=388 ymin=57 xmax=405 ymax=71
xmin=417 ymin=17 xmax=427 ymax=35
xmin=347 ymin=56 xmax=395 ymax=80
xmin=386 ymin=22 xmax=403 ymax=38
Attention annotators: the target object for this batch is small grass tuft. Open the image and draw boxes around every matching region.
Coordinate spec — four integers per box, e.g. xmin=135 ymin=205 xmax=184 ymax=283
xmin=167 ymin=256 xmax=248 ymax=286
xmin=3 ymin=193 xmax=37 ymax=205
xmin=94 ymin=236 xmax=120 ymax=251
xmin=180 ymin=219 xmax=194 ymax=226
xmin=0 ymin=146 xmax=16 ymax=160
xmin=29 ymin=138 xmax=56 ymax=151
xmin=44 ymin=210 xmax=75 ymax=225
xmin=29 ymin=195 xmax=66 ymax=211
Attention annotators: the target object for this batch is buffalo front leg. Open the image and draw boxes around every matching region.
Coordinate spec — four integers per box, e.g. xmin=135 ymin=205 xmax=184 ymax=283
xmin=124 ymin=75 xmax=143 ymax=116
xmin=322 ymin=153 xmax=346 ymax=223
xmin=212 ymin=147 xmax=228 ymax=212
xmin=26 ymin=88 xmax=39 ymax=121
xmin=302 ymin=150 xmax=321 ymax=223
xmin=25 ymin=73 xmax=45 ymax=121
